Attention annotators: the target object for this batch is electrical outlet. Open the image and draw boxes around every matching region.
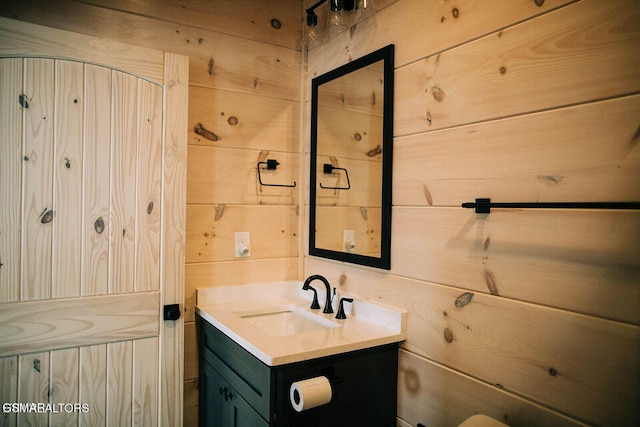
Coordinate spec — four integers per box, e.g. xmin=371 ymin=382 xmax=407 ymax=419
xmin=234 ymin=231 xmax=251 ymax=257
xmin=343 ymin=230 xmax=355 ymax=252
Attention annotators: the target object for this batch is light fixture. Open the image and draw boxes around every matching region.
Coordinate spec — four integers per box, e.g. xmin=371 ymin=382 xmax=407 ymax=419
xmin=305 ymin=0 xmax=376 ymax=46
xmin=326 ymin=0 xmax=347 ymax=36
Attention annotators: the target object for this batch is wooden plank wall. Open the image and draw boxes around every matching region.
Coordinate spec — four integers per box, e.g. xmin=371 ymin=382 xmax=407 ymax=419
xmin=4 ymin=1 xmax=640 ymax=426
xmin=0 ymin=1 xmax=303 ymax=425
xmin=306 ymin=0 xmax=640 ymax=426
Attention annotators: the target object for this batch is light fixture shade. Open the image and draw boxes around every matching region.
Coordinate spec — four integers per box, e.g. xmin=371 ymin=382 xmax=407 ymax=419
xmin=327 ymin=0 xmax=346 ymax=35
xmin=356 ymin=0 xmax=376 ymax=19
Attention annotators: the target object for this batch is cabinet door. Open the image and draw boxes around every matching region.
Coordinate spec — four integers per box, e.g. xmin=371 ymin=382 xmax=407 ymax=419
xmin=200 ymin=360 xmax=226 ymax=427
xmin=228 ymin=392 xmax=269 ymax=427
xmin=201 ymin=359 xmax=269 ymax=427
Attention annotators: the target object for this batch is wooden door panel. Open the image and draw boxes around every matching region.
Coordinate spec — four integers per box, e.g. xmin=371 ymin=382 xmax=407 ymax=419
xmin=53 ymin=60 xmax=83 ymax=299
xmin=110 ymin=70 xmax=139 ymax=295
xmin=82 ymin=64 xmax=112 ymax=297
xmin=79 ymin=343 xmax=107 ymax=426
xmin=135 ymin=80 xmax=163 ymax=293
xmin=0 ymin=58 xmax=22 ymax=302
xmin=0 ymin=17 xmax=187 ymax=426
xmin=21 ymin=58 xmax=55 ymax=301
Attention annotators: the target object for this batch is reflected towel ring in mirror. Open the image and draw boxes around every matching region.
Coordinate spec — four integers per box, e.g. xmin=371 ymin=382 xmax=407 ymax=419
xmin=257 ymin=159 xmax=296 ymax=188
xmin=320 ymin=164 xmax=351 ymax=190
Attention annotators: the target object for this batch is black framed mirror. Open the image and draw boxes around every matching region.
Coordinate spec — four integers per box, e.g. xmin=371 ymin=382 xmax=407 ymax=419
xmin=309 ymin=44 xmax=394 ymax=270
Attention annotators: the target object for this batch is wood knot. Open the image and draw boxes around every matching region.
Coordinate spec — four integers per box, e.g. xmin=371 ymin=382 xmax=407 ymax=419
xmin=339 ymin=274 xmax=347 ymax=286
xmin=19 ymin=94 xmax=29 ymax=109
xmin=194 ymin=123 xmax=220 ymax=141
xmin=444 ymin=328 xmax=454 ymax=343
xmin=548 ymin=367 xmax=557 ymax=376
xmin=147 ymin=201 xmax=154 ymax=215
xmin=455 ymin=292 xmax=474 ymax=308
xmin=452 ymin=7 xmax=460 ymax=18
xmin=64 ymin=158 xmax=71 ymax=169
xmin=208 ymin=58 xmax=214 ymax=76
xmin=215 ymin=204 xmax=226 ymax=221
xmin=227 ymin=116 xmax=239 ymax=126
xmin=534 ymin=0 xmax=545 ymax=6
xmin=499 ymin=66 xmax=507 ymax=75
xmin=353 ymin=133 xmax=362 ymax=141
xmin=40 ymin=209 xmax=54 ymax=224
xmin=33 ymin=359 xmax=41 ymax=373
xmin=94 ymin=217 xmax=105 ymax=234
xmin=270 ymin=18 xmax=282 ymax=29
xmin=431 ymin=86 xmax=445 ymax=102
xmin=366 ymin=145 xmax=382 ymax=157
xmin=484 ymin=270 xmax=499 ymax=295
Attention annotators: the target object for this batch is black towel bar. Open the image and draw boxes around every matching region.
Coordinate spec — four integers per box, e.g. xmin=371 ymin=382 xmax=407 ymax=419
xmin=462 ymin=198 xmax=640 ymax=214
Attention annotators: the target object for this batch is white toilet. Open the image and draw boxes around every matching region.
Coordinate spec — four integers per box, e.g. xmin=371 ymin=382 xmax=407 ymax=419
xmin=458 ymin=414 xmax=509 ymax=427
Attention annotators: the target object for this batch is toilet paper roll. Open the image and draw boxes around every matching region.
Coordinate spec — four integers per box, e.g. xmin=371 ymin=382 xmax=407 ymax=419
xmin=289 ymin=376 xmax=332 ymax=412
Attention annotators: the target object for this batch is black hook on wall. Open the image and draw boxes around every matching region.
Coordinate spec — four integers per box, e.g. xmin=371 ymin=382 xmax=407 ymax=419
xmin=257 ymin=159 xmax=296 ymax=188
xmin=320 ymin=163 xmax=351 ymax=190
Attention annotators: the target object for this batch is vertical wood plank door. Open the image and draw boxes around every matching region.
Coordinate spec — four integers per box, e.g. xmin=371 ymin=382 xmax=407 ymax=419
xmin=0 ymin=17 xmax=187 ymax=427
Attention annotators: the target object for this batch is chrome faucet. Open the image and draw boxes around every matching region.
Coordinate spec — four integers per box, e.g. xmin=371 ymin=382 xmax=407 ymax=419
xmin=302 ymin=275 xmax=334 ymax=314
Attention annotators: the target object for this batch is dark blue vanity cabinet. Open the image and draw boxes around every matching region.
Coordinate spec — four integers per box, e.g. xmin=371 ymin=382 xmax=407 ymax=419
xmin=197 ymin=315 xmax=399 ymax=427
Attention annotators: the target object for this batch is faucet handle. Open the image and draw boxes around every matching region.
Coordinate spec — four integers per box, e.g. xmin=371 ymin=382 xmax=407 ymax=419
xmin=335 ymin=298 xmax=354 ymax=319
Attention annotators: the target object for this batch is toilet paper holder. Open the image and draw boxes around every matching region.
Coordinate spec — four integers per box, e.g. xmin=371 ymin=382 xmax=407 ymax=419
xmin=289 ymin=367 xmax=344 ymax=413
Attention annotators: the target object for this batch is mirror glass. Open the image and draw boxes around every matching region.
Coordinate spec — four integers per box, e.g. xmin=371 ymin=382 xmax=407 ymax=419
xmin=309 ymin=44 xmax=394 ymax=269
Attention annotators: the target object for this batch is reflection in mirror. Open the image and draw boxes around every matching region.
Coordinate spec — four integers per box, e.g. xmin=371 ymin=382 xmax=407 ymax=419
xmin=309 ymin=44 xmax=394 ymax=269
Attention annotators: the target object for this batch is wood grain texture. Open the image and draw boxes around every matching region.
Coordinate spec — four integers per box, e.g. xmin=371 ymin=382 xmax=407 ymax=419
xmin=82 ymin=64 xmax=111 ymax=297
xmin=187 ymin=145 xmax=300 ymax=205
xmin=108 ymin=340 xmax=133 ymax=426
xmin=394 ymin=95 xmax=640 ymax=207
xmin=186 ymin=205 xmax=299 ymax=263
xmin=109 ymin=71 xmax=138 ymax=294
xmin=391 ymin=207 xmax=640 ymax=325
xmin=1 ymin=19 xmax=188 ymax=427
xmin=135 ymin=79 xmax=163 ymax=292
xmin=160 ymin=51 xmax=188 ymax=427
xmin=53 ymin=60 xmax=83 ymax=298
xmin=0 ymin=292 xmax=160 ymax=357
xmin=133 ymin=337 xmax=158 ymax=427
xmin=307 ymin=0 xmax=577 ymax=77
xmin=50 ymin=347 xmax=80 ymax=427
xmin=0 ymin=1 xmax=300 ymax=99
xmin=81 ymin=0 xmax=302 ymax=50
xmin=398 ymin=349 xmax=584 ymax=427
xmin=79 ymin=344 xmax=107 ymax=426
xmin=18 ymin=352 xmax=49 ymax=426
xmin=183 ymin=321 xmax=198 ymax=381
xmin=395 ymin=0 xmax=640 ymax=135
xmin=0 ymin=15 xmax=164 ymax=84
xmin=189 ymin=86 xmax=301 ymax=152
xmin=183 ymin=378 xmax=199 ymax=427
xmin=0 ymin=58 xmax=22 ymax=303
xmin=21 ymin=58 xmax=54 ymax=301
xmin=0 ymin=356 xmax=18 ymax=427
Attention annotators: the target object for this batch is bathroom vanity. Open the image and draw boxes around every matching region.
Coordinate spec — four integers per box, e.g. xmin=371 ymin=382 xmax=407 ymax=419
xmin=196 ymin=281 xmax=407 ymax=427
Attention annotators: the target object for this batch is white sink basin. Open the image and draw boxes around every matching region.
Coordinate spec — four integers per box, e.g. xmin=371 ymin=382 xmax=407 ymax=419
xmin=235 ymin=306 xmax=340 ymax=336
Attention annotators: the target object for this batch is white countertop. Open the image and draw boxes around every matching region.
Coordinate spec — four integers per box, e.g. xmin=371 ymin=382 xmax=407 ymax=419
xmin=195 ymin=281 xmax=407 ymax=366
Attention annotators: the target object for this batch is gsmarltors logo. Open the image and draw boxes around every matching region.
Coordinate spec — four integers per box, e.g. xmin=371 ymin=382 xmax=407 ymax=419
xmin=2 ymin=403 xmax=90 ymax=413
